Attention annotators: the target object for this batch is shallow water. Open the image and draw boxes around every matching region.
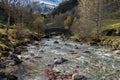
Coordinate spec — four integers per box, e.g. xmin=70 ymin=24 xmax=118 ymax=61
xmin=20 ymin=36 xmax=120 ymax=80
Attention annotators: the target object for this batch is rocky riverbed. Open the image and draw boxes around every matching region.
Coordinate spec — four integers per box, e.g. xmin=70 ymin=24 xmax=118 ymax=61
xmin=16 ymin=36 xmax=120 ymax=80
xmin=1 ymin=36 xmax=120 ymax=80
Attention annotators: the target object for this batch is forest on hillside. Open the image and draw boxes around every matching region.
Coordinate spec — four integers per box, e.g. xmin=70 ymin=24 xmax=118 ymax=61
xmin=0 ymin=0 xmax=120 ymax=80
xmin=49 ymin=0 xmax=120 ymax=48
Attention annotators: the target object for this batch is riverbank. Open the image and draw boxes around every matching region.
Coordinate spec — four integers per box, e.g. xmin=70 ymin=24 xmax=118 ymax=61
xmin=70 ymin=35 xmax=120 ymax=50
xmin=0 ymin=24 xmax=42 ymax=56
xmin=0 ymin=34 xmax=120 ymax=80
xmin=0 ymin=23 xmax=42 ymax=80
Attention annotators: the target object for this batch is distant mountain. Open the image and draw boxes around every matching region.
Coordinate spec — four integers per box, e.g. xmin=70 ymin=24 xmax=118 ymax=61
xmin=40 ymin=0 xmax=62 ymax=6
xmin=33 ymin=0 xmax=64 ymax=13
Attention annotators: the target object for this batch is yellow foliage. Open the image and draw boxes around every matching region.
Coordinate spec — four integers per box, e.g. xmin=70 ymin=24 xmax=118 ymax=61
xmin=33 ymin=17 xmax=43 ymax=33
xmin=73 ymin=17 xmax=78 ymax=22
xmin=0 ymin=29 xmax=6 ymax=34
xmin=64 ymin=16 xmax=72 ymax=29
xmin=0 ymin=43 xmax=8 ymax=49
xmin=70 ymin=34 xmax=81 ymax=39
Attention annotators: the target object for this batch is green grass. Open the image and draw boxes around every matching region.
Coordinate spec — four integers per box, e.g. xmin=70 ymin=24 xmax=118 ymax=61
xmin=101 ymin=36 xmax=120 ymax=40
xmin=70 ymin=34 xmax=80 ymax=39
xmin=102 ymin=19 xmax=120 ymax=31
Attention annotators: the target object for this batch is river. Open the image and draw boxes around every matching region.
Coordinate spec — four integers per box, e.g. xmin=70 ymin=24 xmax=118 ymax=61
xmin=19 ymin=36 xmax=120 ymax=80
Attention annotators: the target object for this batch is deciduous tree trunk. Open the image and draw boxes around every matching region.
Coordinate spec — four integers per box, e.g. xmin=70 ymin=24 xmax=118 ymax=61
xmin=6 ymin=12 xmax=10 ymax=35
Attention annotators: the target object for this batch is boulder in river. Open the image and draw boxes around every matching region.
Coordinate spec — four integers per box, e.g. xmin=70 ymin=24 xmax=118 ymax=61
xmin=89 ymin=41 xmax=99 ymax=46
xmin=72 ymin=71 xmax=87 ymax=80
xmin=13 ymin=48 xmax=21 ymax=55
xmin=34 ymin=56 xmax=42 ymax=59
xmin=33 ymin=41 xmax=39 ymax=45
xmin=75 ymin=45 xmax=79 ymax=49
xmin=83 ymin=51 xmax=91 ymax=53
xmin=54 ymin=58 xmax=68 ymax=64
xmin=112 ymin=50 xmax=120 ymax=55
xmin=40 ymin=50 xmax=44 ymax=53
xmin=10 ymin=54 xmax=22 ymax=65
xmin=6 ymin=74 xmax=18 ymax=80
xmin=0 ymin=63 xmax=6 ymax=69
xmin=72 ymin=74 xmax=87 ymax=80
xmin=54 ymin=41 xmax=59 ymax=44
xmin=2 ymin=51 xmax=10 ymax=57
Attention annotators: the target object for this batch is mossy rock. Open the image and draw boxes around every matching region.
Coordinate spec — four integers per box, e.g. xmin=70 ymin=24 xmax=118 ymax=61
xmin=0 ymin=23 xmax=7 ymax=28
xmin=0 ymin=44 xmax=8 ymax=51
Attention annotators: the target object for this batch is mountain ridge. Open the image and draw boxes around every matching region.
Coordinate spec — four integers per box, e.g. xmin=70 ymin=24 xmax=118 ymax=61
xmin=35 ymin=0 xmax=65 ymax=13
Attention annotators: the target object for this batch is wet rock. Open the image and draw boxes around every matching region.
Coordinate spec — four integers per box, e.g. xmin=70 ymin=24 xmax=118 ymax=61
xmin=55 ymin=47 xmax=61 ymax=49
xmin=75 ymin=45 xmax=79 ymax=49
xmin=5 ymin=60 xmax=15 ymax=66
xmin=13 ymin=48 xmax=21 ymax=55
xmin=0 ymin=63 xmax=6 ymax=69
xmin=83 ymin=51 xmax=91 ymax=53
xmin=23 ymin=55 xmax=31 ymax=60
xmin=69 ymin=51 xmax=77 ymax=54
xmin=40 ymin=50 xmax=44 ymax=53
xmin=65 ymin=43 xmax=71 ymax=46
xmin=47 ymin=39 xmax=50 ymax=41
xmin=6 ymin=74 xmax=18 ymax=80
xmin=0 ymin=72 xmax=6 ymax=78
xmin=33 ymin=41 xmax=39 ymax=45
xmin=52 ymin=66 xmax=60 ymax=72
xmin=0 ymin=78 xmax=8 ymax=80
xmin=54 ymin=41 xmax=59 ymax=44
xmin=75 ymin=39 xmax=81 ymax=42
xmin=0 ymin=72 xmax=17 ymax=80
xmin=76 ymin=66 xmax=80 ymax=68
xmin=2 ymin=51 xmax=10 ymax=57
xmin=54 ymin=58 xmax=68 ymax=64
xmin=89 ymin=42 xmax=99 ymax=46
xmin=15 ymin=42 xmax=27 ymax=47
xmin=20 ymin=46 xmax=28 ymax=52
xmin=10 ymin=54 xmax=22 ymax=65
xmin=41 ymin=35 xmax=50 ymax=38
xmin=34 ymin=56 xmax=42 ymax=59
xmin=112 ymin=50 xmax=120 ymax=55
xmin=71 ymin=52 xmax=77 ymax=54
xmin=30 ymin=53 xmax=35 ymax=56
xmin=72 ymin=73 xmax=87 ymax=80
xmin=29 ymin=34 xmax=41 ymax=41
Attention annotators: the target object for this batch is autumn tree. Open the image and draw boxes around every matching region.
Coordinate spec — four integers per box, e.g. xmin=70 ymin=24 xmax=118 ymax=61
xmin=1 ymin=0 xmax=11 ymax=35
xmin=0 ymin=0 xmax=31 ymax=34
xmin=64 ymin=16 xmax=72 ymax=30
xmin=33 ymin=15 xmax=45 ymax=34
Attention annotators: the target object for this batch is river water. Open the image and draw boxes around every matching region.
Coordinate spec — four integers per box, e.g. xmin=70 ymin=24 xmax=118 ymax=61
xmin=20 ymin=36 xmax=120 ymax=80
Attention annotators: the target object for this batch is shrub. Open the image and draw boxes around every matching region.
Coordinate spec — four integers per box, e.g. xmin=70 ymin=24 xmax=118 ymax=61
xmin=33 ymin=17 xmax=45 ymax=34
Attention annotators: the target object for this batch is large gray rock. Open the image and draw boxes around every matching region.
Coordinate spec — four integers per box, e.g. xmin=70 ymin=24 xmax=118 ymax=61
xmin=72 ymin=73 xmax=87 ymax=80
xmin=54 ymin=41 xmax=59 ymax=44
xmin=54 ymin=58 xmax=68 ymax=64
xmin=113 ymin=50 xmax=120 ymax=55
